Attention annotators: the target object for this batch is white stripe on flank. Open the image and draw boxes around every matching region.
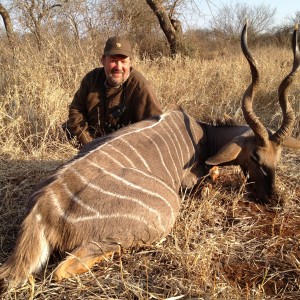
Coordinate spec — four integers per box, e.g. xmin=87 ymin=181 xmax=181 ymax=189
xmin=159 ymin=122 xmax=182 ymax=178
xmin=87 ymin=150 xmax=180 ymax=209
xmin=140 ymin=130 xmax=175 ymax=188
xmin=174 ymin=112 xmax=197 ymax=164
xmin=149 ymin=127 xmax=181 ymax=186
xmin=68 ymin=167 xmax=166 ymax=232
xmin=49 ymin=189 xmax=65 ymax=217
xmin=61 ymin=181 xmax=100 ymax=215
xmin=125 ymin=167 xmax=181 ymax=209
xmin=49 ymin=178 xmax=162 ymax=234
xmin=88 ymin=148 xmax=178 ymax=200
xmin=118 ymin=137 xmax=151 ymax=172
xmin=66 ymin=213 xmax=159 ymax=235
xmin=105 ymin=143 xmax=136 ymax=168
xmin=86 ymin=160 xmax=176 ymax=223
xmin=57 ymin=113 xmax=174 ymax=177
xmin=169 ymin=112 xmax=191 ymax=167
xmin=163 ymin=116 xmax=184 ymax=166
xmin=97 ymin=148 xmax=124 ymax=168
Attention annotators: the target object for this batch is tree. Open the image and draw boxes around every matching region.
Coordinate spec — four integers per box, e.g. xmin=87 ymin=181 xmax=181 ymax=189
xmin=287 ymin=11 xmax=300 ymax=26
xmin=57 ymin=0 xmax=85 ymax=41
xmin=210 ymin=2 xmax=276 ymax=40
xmin=146 ymin=0 xmax=186 ymax=56
xmin=0 ymin=3 xmax=15 ymax=48
xmin=14 ymin=0 xmax=62 ymax=50
xmin=271 ymin=11 xmax=300 ymax=48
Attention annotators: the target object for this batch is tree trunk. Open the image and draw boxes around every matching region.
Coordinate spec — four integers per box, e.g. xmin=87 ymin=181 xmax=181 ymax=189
xmin=146 ymin=0 xmax=185 ymax=57
xmin=0 ymin=4 xmax=15 ymax=49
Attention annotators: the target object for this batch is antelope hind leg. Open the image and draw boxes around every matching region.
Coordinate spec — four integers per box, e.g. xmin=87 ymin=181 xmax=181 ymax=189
xmin=53 ymin=242 xmax=118 ymax=281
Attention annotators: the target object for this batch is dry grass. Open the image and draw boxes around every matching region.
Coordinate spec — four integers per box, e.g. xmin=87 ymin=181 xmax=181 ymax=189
xmin=0 ymin=36 xmax=300 ymax=299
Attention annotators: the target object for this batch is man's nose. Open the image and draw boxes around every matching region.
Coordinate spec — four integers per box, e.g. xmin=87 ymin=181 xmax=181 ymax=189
xmin=115 ymin=61 xmax=122 ymax=68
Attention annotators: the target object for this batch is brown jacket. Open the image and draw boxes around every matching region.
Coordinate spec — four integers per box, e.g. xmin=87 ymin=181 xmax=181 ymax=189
xmin=67 ymin=67 xmax=162 ymax=145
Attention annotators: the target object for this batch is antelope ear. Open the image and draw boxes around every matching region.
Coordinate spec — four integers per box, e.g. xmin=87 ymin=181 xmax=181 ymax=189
xmin=282 ymin=136 xmax=300 ymax=149
xmin=205 ymin=138 xmax=244 ymax=166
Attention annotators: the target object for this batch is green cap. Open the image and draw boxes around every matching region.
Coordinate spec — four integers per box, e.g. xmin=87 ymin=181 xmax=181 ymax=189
xmin=104 ymin=36 xmax=132 ymax=57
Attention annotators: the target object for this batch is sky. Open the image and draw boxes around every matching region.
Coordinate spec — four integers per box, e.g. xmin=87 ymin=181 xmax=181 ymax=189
xmin=0 ymin=0 xmax=298 ymax=31
xmin=187 ymin=0 xmax=299 ymax=28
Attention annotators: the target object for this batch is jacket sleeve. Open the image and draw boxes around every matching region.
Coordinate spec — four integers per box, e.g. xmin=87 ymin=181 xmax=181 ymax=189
xmin=133 ymin=80 xmax=163 ymax=121
xmin=67 ymin=73 xmax=93 ymax=145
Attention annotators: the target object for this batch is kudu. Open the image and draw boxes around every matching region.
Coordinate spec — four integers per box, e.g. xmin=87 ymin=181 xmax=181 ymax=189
xmin=0 ymin=23 xmax=299 ymax=292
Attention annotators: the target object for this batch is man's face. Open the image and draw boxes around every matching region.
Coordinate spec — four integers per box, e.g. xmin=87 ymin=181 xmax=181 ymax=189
xmin=102 ymin=55 xmax=131 ymax=87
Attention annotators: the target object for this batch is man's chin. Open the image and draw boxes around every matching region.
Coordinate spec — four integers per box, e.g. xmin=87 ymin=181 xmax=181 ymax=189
xmin=107 ymin=77 xmax=125 ymax=87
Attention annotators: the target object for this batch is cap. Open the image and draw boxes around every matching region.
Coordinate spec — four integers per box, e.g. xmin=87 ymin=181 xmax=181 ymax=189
xmin=103 ymin=36 xmax=132 ymax=57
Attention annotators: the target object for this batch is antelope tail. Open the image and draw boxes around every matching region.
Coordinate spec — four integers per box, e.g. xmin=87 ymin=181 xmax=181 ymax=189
xmin=0 ymin=213 xmax=50 ymax=291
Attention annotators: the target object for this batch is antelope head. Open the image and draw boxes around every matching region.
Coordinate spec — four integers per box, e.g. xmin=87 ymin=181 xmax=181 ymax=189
xmin=206 ymin=22 xmax=300 ymax=204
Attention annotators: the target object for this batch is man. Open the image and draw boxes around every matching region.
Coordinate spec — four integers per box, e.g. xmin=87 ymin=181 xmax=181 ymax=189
xmin=65 ymin=36 xmax=162 ymax=146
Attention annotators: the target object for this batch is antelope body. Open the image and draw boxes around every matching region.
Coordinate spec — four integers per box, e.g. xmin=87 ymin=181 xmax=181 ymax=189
xmin=1 ymin=23 xmax=300 ymax=291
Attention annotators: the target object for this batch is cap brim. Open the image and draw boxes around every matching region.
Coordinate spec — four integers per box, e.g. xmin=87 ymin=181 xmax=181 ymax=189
xmin=104 ymin=49 xmax=131 ymax=57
